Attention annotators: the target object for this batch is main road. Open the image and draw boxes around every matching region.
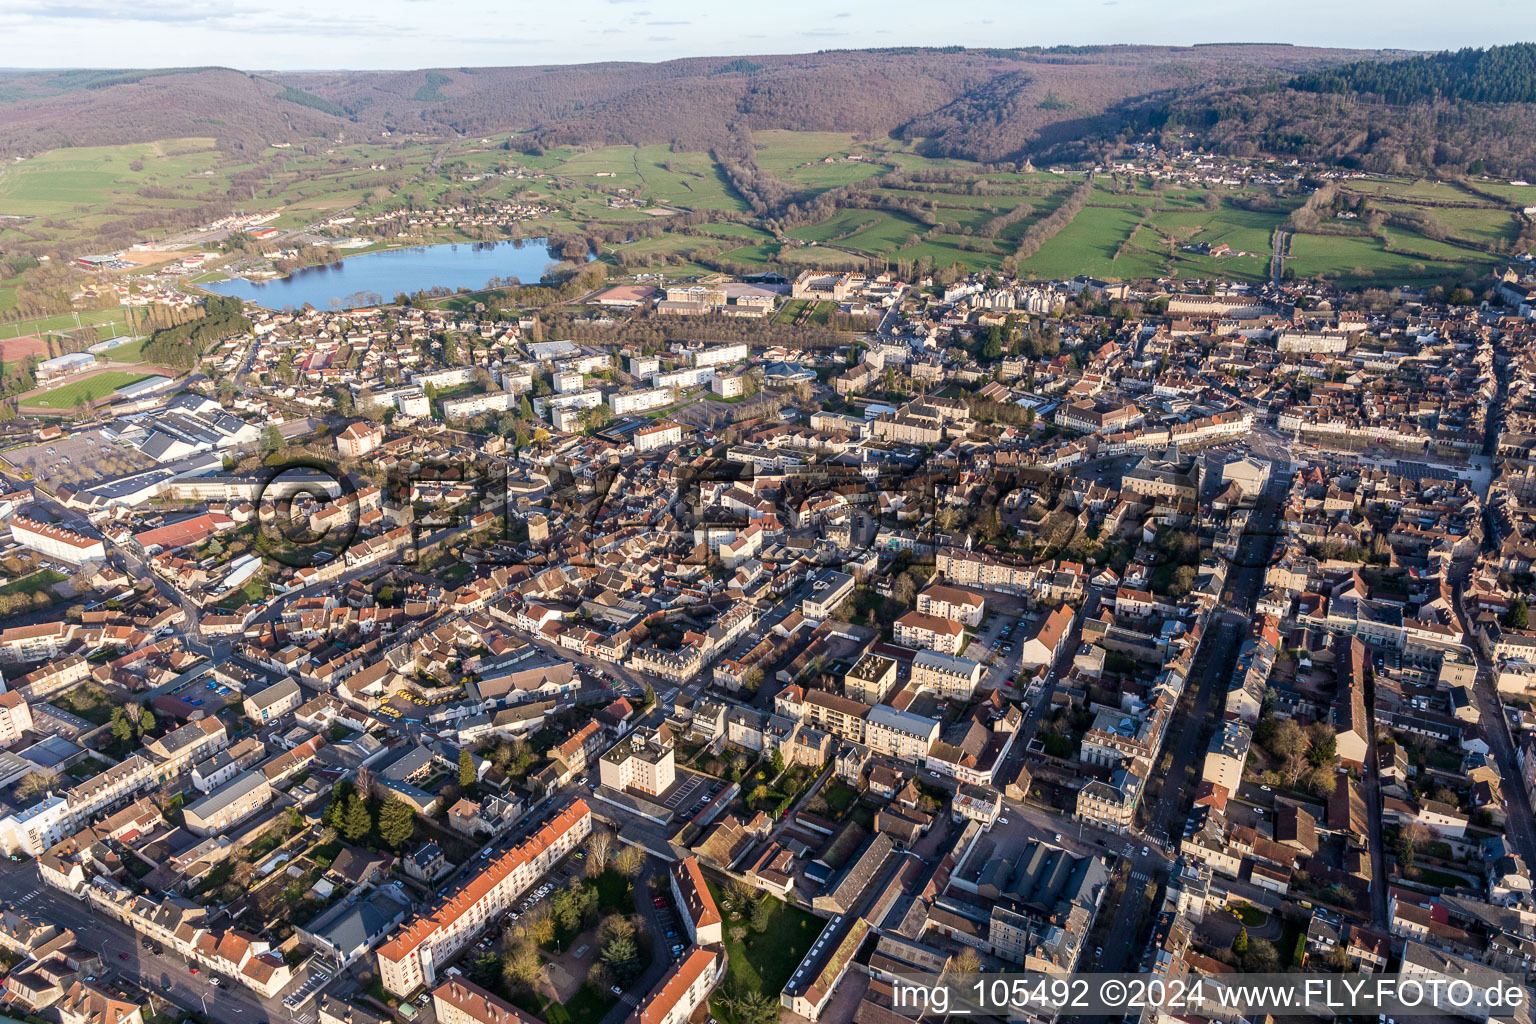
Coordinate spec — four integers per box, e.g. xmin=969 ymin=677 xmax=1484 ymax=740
xmin=0 ymin=857 xmax=298 ymax=1024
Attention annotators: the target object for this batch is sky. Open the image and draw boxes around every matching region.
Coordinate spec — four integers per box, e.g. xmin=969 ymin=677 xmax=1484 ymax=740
xmin=0 ymin=0 xmax=1524 ymax=71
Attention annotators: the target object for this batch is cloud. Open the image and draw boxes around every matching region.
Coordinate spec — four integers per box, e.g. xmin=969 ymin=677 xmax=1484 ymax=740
xmin=647 ymin=19 xmax=688 ymax=24
xmin=15 ymin=0 xmax=250 ymax=22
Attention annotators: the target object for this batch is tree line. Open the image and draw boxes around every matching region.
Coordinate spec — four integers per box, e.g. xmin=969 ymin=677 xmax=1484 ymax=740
xmin=141 ymin=294 xmax=252 ymax=369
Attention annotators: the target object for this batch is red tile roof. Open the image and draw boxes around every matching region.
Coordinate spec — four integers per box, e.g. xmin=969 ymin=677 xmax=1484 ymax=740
xmin=670 ymin=856 xmax=720 ymax=931
xmin=432 ymin=977 xmax=541 ymax=1024
xmin=627 ymin=947 xmax=717 ymax=1024
xmin=377 ymin=800 xmax=590 ymax=965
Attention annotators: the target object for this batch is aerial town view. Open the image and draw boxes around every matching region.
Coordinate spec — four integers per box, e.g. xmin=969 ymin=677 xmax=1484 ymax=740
xmin=3 ymin=4 xmax=1536 ymax=1024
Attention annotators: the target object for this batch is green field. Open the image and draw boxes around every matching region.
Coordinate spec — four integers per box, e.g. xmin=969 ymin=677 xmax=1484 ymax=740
xmin=1 ymin=308 xmax=135 ymax=339
xmin=0 ymin=137 xmax=223 ymax=217
xmin=706 ymin=882 xmax=820 ymax=1022
xmin=788 ymin=209 xmax=927 ymax=255
xmin=718 ymin=242 xmax=781 ymax=265
xmin=0 ymin=135 xmax=448 ymax=254
xmin=0 ymin=568 xmax=66 ymax=597
xmin=631 ymin=145 xmax=749 ymax=211
xmin=889 ymin=239 xmax=1003 ymax=272
xmin=1337 ymin=177 xmax=1483 ymax=204
xmin=95 ymin=337 xmax=150 ymax=362
xmin=1149 ymin=203 xmax=1285 ymax=254
xmin=1285 ymin=231 xmax=1480 ymax=285
xmin=537 ymin=144 xmax=751 ymax=213
xmin=754 ymin=130 xmax=979 ymax=191
xmin=27 ymin=371 xmax=150 ymax=409
xmin=610 ymin=234 xmax=709 ymax=258
xmin=1431 ymin=206 xmax=1522 ymax=247
xmin=1018 ymin=205 xmax=1164 ymax=280
xmin=4 ymin=128 xmax=1530 ymax=304
xmin=697 ymin=222 xmax=773 ymax=240
xmin=1470 ymin=181 xmax=1536 ymax=205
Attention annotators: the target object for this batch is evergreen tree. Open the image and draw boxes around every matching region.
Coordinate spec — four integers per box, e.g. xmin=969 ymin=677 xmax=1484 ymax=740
xmin=1507 ymin=598 xmax=1529 ymax=630
xmin=378 ymin=798 xmax=416 ymax=849
xmin=459 ymin=748 xmax=477 ymax=788
xmin=342 ymin=794 xmax=373 ymax=842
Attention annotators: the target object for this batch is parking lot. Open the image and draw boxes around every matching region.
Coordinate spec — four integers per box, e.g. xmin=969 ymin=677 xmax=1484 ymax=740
xmin=964 ymin=609 xmax=1029 ymax=689
xmin=659 ymin=770 xmax=721 ymax=819
xmin=648 ymin=890 xmax=688 ymax=961
xmin=163 ymin=672 xmax=235 ymax=710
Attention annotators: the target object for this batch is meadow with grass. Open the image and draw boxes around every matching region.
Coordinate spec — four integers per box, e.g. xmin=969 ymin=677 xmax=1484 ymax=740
xmin=24 ymin=371 xmax=150 ymax=410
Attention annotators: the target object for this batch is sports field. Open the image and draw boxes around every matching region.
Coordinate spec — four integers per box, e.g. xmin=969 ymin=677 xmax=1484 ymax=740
xmin=24 ymin=371 xmax=150 ymax=409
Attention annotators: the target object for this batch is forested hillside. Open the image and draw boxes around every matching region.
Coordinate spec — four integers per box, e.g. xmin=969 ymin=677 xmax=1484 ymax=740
xmin=1290 ymin=43 xmax=1536 ymax=105
xmin=0 ymin=45 xmax=1380 ymax=162
xmin=7 ymin=43 xmax=1536 ymax=185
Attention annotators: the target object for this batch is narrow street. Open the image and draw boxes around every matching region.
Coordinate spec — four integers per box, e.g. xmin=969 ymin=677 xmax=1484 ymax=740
xmin=1074 ymin=468 xmax=1289 ymax=1015
xmin=1445 ymin=341 xmax=1536 ymax=870
xmin=1361 ymin=675 xmax=1391 ymax=929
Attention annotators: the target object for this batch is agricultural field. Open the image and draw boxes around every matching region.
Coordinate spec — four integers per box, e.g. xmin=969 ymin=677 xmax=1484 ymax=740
xmin=4 ymin=127 xmax=1532 ymax=317
xmin=24 ymin=370 xmax=150 ymax=410
xmin=1337 ymin=177 xmax=1484 ymax=204
xmin=718 ymin=242 xmax=781 ymax=265
xmin=1470 ymin=181 xmax=1536 ymax=206
xmin=888 ymin=238 xmax=1003 ymax=273
xmin=1284 ymin=232 xmax=1477 ymax=286
xmin=0 ymin=136 xmax=443 ymax=253
xmin=1428 ymin=206 xmax=1522 ymax=248
xmin=754 ymin=131 xmax=980 ymax=191
xmin=1147 ymin=203 xmax=1285 ymax=254
xmin=1381 ymin=227 xmax=1497 ymax=264
xmin=753 ymin=131 xmax=891 ymax=190
xmin=787 ymin=209 xmax=927 ymax=254
xmin=630 ymin=145 xmax=749 ymax=212
xmin=608 ymin=234 xmax=709 ymax=259
xmin=0 ymin=137 xmax=224 ymax=217
xmin=1018 ymin=205 xmax=1163 ymax=280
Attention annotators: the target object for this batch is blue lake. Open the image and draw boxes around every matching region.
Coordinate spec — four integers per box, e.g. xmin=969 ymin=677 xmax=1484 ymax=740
xmin=205 ymin=239 xmax=572 ymax=310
